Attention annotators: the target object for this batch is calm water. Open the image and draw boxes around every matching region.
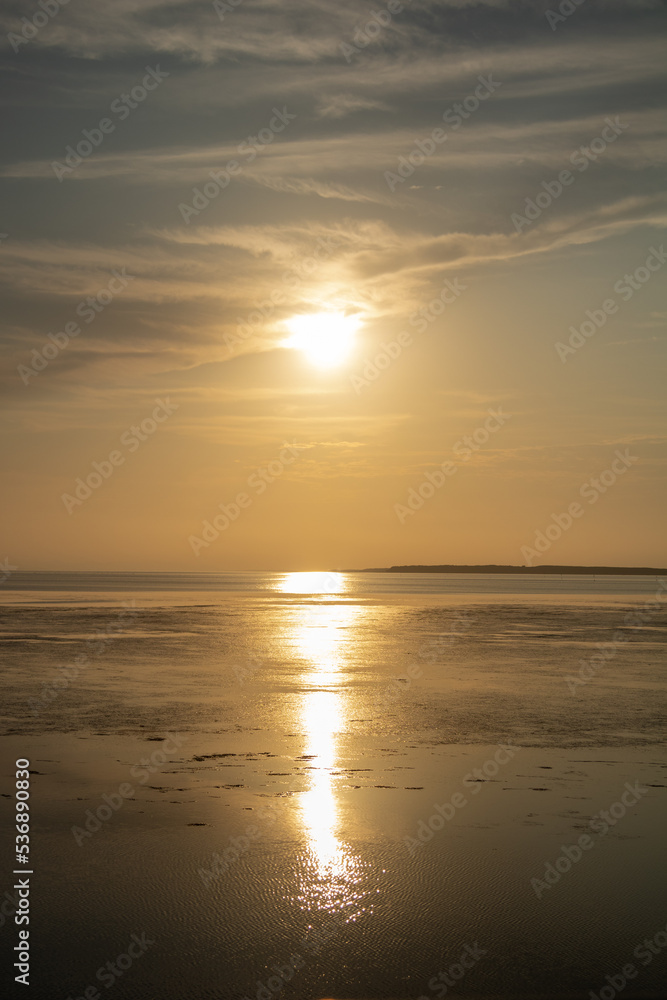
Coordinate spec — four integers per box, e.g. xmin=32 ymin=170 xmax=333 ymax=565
xmin=1 ymin=572 xmax=666 ymax=999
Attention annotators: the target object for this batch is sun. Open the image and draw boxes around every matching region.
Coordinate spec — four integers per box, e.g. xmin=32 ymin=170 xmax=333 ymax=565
xmin=282 ymin=311 xmax=363 ymax=369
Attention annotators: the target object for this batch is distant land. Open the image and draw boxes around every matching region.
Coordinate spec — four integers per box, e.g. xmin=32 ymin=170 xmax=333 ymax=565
xmin=351 ymin=565 xmax=666 ymax=575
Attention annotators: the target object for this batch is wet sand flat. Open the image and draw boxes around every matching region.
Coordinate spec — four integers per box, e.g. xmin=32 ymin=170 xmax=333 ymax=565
xmin=1 ymin=573 xmax=666 ymax=998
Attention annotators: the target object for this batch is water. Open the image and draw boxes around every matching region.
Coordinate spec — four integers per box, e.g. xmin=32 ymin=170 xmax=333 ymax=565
xmin=1 ymin=572 xmax=666 ymax=999
xmin=2 ymin=569 xmax=664 ymax=598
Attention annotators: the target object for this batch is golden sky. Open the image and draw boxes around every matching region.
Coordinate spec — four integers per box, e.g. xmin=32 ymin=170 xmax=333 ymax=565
xmin=1 ymin=0 xmax=666 ymax=570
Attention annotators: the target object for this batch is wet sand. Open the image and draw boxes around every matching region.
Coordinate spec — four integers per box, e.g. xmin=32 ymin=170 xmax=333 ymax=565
xmin=1 ymin=574 xmax=666 ymax=998
xmin=1 ymin=731 xmax=666 ymax=1000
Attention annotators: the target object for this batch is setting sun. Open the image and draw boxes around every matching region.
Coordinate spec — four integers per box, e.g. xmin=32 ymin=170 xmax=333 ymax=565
xmin=282 ymin=311 xmax=363 ymax=369
xmin=2 ymin=2 xmax=666 ymax=998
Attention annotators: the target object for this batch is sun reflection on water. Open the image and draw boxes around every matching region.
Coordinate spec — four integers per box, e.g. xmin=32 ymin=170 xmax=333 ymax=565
xmin=276 ymin=571 xmax=346 ymax=595
xmin=302 ymin=690 xmax=342 ymax=873
xmin=279 ymin=584 xmax=373 ymax=926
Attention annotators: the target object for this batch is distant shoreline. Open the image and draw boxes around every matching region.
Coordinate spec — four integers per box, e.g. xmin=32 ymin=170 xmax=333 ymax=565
xmin=348 ymin=564 xmax=666 ymax=575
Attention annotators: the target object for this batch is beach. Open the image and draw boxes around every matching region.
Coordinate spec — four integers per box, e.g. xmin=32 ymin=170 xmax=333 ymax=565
xmin=1 ymin=572 xmax=666 ymax=999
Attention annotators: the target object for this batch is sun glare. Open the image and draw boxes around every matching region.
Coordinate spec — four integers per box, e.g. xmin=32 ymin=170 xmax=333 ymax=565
xmin=282 ymin=311 xmax=362 ymax=369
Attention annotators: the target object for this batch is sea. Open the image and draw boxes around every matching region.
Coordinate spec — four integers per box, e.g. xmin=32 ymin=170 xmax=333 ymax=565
xmin=1 ymin=571 xmax=666 ymax=1000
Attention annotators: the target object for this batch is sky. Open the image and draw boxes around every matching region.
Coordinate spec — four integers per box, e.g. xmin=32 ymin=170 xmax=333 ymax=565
xmin=0 ymin=0 xmax=666 ymax=571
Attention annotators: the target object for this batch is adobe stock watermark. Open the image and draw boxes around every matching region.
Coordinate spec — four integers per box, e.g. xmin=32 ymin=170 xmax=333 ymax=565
xmin=17 ymin=268 xmax=136 ymax=385
xmin=188 ymin=442 xmax=302 ymax=555
xmin=250 ymin=906 xmax=365 ymax=999
xmin=384 ymin=75 xmax=501 ymax=192
xmin=178 ymin=107 xmax=297 ymax=223
xmin=589 ymin=920 xmax=667 ymax=1000
xmin=63 ymin=933 xmax=155 ymax=999
xmin=199 ymin=825 xmax=262 ymax=888
xmin=224 ymin=233 xmax=344 ymax=355
xmin=531 ymin=779 xmax=649 ymax=899
xmin=555 ymin=246 xmax=667 ymax=362
xmin=51 ymin=67 xmax=170 ymax=181
xmin=61 ymin=398 xmax=179 ymax=514
xmin=418 ymin=942 xmax=488 ymax=1000
xmin=565 ymin=578 xmax=667 ymax=694
xmin=351 ymin=278 xmax=467 ymax=393
xmin=546 ymin=0 xmax=587 ymax=31
xmin=241 ymin=953 xmax=305 ymax=1000
xmin=27 ymin=601 xmax=139 ymax=715
xmin=418 ymin=613 xmax=472 ymax=664
xmin=0 ymin=887 xmax=21 ymax=931
xmin=0 ymin=557 xmax=18 ymax=584
xmin=340 ymin=0 xmax=407 ymax=64
xmin=71 ymin=733 xmax=186 ymax=846
xmin=232 ymin=654 xmax=267 ymax=686
xmin=511 ymin=117 xmax=628 ymax=233
xmin=8 ymin=0 xmax=70 ymax=54
xmin=199 ymin=798 xmax=292 ymax=888
xmin=300 ymin=908 xmax=353 ymax=958
xmin=372 ymin=612 xmax=470 ymax=714
xmin=405 ymin=745 xmax=520 ymax=855
xmin=520 ymin=449 xmax=637 ymax=566
xmin=213 ymin=0 xmax=244 ymax=20
xmin=394 ymin=408 xmax=510 ymax=523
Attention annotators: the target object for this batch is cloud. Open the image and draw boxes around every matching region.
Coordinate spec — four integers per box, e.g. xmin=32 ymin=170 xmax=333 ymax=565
xmin=1 ymin=0 xmax=663 ymax=67
xmin=248 ymin=173 xmax=382 ymax=202
xmin=316 ymin=93 xmax=391 ymax=119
